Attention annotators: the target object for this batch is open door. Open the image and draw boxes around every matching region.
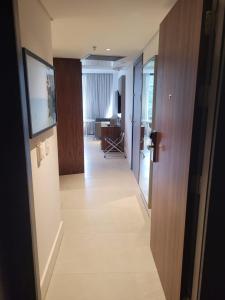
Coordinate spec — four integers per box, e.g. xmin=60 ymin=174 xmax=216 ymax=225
xmin=150 ymin=0 xmax=204 ymax=299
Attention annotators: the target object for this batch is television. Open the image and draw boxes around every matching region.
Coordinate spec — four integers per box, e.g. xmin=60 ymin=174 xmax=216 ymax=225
xmin=23 ymin=48 xmax=57 ymax=138
xmin=116 ymin=90 xmax=121 ymax=114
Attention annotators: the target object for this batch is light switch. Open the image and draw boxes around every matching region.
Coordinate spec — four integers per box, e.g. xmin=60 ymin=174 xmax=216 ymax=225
xmin=36 ymin=142 xmax=45 ymax=167
xmin=45 ymin=140 xmax=50 ymax=156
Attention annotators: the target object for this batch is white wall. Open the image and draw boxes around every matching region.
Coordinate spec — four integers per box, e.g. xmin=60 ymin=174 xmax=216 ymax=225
xmin=118 ymin=65 xmax=134 ymax=166
xmin=17 ymin=0 xmax=62 ymax=297
xmin=143 ymin=31 xmax=159 ymax=65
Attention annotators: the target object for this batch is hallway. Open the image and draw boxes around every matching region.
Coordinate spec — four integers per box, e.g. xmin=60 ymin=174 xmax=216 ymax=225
xmin=46 ymin=138 xmax=165 ymax=300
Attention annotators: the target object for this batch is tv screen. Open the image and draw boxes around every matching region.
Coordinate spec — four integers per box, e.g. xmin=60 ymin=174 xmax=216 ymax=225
xmin=23 ymin=48 xmax=57 ymax=138
xmin=116 ymin=90 xmax=121 ymax=114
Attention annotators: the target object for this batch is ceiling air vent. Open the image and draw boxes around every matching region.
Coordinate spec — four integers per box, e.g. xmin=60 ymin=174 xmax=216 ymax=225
xmin=85 ymin=54 xmax=125 ymax=62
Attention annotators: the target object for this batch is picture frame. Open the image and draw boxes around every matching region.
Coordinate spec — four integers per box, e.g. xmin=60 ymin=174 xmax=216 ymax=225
xmin=23 ymin=48 xmax=57 ymax=138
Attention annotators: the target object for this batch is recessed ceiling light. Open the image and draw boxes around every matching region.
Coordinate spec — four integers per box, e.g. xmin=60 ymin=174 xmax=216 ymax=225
xmin=106 ymin=48 xmax=111 ymax=51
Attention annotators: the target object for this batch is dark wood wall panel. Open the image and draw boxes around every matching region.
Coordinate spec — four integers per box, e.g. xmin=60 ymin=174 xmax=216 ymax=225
xmin=150 ymin=0 xmax=203 ymax=299
xmin=54 ymin=58 xmax=84 ymax=175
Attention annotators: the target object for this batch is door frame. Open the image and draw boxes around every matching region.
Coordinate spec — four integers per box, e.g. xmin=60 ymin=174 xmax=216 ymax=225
xmin=190 ymin=1 xmax=225 ymax=298
xmin=150 ymin=55 xmax=158 ymax=208
xmin=198 ymin=30 xmax=225 ymax=298
xmin=145 ymin=55 xmax=158 ymax=131
xmin=138 ymin=55 xmax=158 ymax=208
xmin=0 ymin=1 xmax=40 ymax=299
xmin=177 ymin=0 xmax=225 ymax=298
xmin=131 ymin=54 xmax=143 ymax=179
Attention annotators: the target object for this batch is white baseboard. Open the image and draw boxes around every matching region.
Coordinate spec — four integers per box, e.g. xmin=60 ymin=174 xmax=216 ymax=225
xmin=40 ymin=221 xmax=64 ymax=299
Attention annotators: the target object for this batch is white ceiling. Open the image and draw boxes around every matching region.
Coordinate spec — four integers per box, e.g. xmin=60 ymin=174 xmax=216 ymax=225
xmin=41 ymin=0 xmax=177 ymax=59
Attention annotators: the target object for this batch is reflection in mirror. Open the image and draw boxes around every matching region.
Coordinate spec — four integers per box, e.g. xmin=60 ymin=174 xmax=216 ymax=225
xmin=139 ymin=57 xmax=156 ymax=206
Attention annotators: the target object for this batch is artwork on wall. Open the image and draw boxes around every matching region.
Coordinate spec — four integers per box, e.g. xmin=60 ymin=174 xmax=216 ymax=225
xmin=23 ymin=48 xmax=57 ymax=138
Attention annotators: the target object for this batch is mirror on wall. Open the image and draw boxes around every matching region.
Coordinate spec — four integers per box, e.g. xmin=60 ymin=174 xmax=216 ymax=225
xmin=139 ymin=57 xmax=157 ymax=206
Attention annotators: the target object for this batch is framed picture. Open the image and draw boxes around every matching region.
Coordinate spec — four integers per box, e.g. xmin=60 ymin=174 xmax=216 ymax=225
xmin=23 ymin=48 xmax=57 ymax=138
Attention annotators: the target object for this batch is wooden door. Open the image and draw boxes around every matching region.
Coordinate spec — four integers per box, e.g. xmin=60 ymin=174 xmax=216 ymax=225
xmin=54 ymin=58 xmax=84 ymax=175
xmin=150 ymin=0 xmax=204 ymax=299
xmin=132 ymin=55 xmax=143 ymax=181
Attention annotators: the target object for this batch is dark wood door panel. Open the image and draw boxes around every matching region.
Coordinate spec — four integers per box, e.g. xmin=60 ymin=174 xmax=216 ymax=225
xmin=54 ymin=58 xmax=84 ymax=175
xmin=150 ymin=0 xmax=204 ymax=299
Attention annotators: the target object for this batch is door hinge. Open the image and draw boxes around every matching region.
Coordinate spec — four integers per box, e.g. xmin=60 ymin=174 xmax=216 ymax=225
xmin=191 ymin=174 xmax=202 ymax=195
xmin=205 ymin=10 xmax=215 ymax=36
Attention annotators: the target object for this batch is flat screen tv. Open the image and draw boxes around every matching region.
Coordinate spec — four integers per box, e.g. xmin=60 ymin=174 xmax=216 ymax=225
xmin=116 ymin=90 xmax=121 ymax=114
xmin=23 ymin=48 xmax=57 ymax=138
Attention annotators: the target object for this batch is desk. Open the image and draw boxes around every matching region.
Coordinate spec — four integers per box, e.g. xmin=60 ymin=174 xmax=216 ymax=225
xmin=95 ymin=121 xmax=110 ymax=139
xmin=100 ymin=125 xmax=122 ymax=151
xmin=83 ymin=119 xmax=95 ymax=136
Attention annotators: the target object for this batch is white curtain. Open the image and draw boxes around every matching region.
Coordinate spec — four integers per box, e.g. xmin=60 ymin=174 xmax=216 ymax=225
xmin=82 ymin=73 xmax=114 ymax=120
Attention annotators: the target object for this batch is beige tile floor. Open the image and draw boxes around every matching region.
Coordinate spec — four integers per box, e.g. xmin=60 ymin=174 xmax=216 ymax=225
xmin=45 ymin=138 xmax=165 ymax=300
